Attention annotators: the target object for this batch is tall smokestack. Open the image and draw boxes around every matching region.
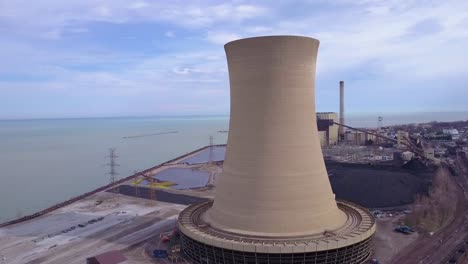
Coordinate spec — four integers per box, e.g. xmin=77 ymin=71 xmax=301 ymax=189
xmin=339 ymin=80 xmax=345 ymax=140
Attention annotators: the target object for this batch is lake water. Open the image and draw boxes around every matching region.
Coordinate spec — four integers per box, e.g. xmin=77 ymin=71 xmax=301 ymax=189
xmin=0 ymin=116 xmax=229 ymax=223
xmin=1 ymin=112 xmax=468 ymax=223
xmin=153 ymin=168 xmax=210 ymax=190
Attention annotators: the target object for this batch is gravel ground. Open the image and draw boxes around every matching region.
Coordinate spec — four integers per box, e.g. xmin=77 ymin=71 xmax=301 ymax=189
xmin=372 ymin=216 xmax=419 ymax=263
xmin=0 ymin=192 xmax=185 ymax=264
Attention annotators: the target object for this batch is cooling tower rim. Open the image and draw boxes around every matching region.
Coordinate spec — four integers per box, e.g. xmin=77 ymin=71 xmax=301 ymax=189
xmin=224 ymin=35 xmax=320 ymax=49
xmin=178 ymin=200 xmax=376 ymax=253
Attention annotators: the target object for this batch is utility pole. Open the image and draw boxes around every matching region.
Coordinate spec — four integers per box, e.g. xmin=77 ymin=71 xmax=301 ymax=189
xmin=377 ymin=116 xmax=384 ymax=145
xmin=106 ymin=148 xmax=119 ymax=195
xmin=378 ymin=116 xmax=383 ymax=130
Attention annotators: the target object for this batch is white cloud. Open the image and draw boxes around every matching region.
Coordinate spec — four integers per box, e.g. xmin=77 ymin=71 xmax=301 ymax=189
xmin=69 ymin=27 xmax=89 ymax=33
xmin=0 ymin=1 xmax=269 ymax=38
xmin=94 ymin=6 xmax=112 ymax=17
xmin=160 ymin=3 xmax=268 ymax=28
xmin=1 ymin=0 xmax=468 ymax=116
xmin=237 ymin=0 xmax=468 ymax=80
xmin=206 ymin=31 xmax=241 ymax=44
xmin=128 ymin=1 xmax=148 ymax=10
xmin=245 ymin=26 xmax=272 ymax=34
xmin=165 ymin=31 xmax=175 ymax=38
xmin=172 ymin=67 xmax=194 ymax=74
xmin=231 ymin=4 xmax=267 ymax=20
xmin=43 ymin=29 xmax=62 ymax=40
xmin=2 ymin=0 xmax=467 ymax=81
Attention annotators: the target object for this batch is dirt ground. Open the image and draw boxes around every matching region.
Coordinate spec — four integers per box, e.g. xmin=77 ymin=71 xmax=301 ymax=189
xmin=0 ymin=192 xmax=186 ymax=264
xmin=372 ymin=216 xmax=419 ymax=263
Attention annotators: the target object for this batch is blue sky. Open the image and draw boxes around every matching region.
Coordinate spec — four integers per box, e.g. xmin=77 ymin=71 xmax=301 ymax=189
xmin=1 ymin=0 xmax=467 ymax=119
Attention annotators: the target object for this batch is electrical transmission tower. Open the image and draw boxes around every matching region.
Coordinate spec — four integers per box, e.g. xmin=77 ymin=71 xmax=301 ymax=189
xmin=106 ymin=148 xmax=119 ymax=195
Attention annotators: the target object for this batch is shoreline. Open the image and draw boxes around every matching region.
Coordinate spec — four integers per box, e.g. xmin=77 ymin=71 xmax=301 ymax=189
xmin=0 ymin=144 xmax=225 ymax=228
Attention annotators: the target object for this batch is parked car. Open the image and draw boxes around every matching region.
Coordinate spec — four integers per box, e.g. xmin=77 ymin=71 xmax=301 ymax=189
xmin=153 ymin=249 xmax=168 ymax=258
xmin=394 ymin=227 xmax=412 ymax=235
xmin=399 ymin=225 xmax=415 ymax=232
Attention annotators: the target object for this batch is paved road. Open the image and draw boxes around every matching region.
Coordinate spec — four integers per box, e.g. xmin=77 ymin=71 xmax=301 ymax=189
xmin=48 ymin=217 xmax=178 ymax=264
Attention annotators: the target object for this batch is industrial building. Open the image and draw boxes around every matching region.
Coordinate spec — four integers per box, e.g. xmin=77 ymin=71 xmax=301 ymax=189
xmin=424 ymin=148 xmax=435 ymax=159
xmin=345 ymin=131 xmax=376 ymax=146
xmin=317 ymin=112 xmax=339 ymax=146
xmin=443 ymin=128 xmax=460 ymax=140
xmin=178 ymin=36 xmax=375 ymax=264
xmin=401 ymin=151 xmax=415 ymax=161
xmin=397 ymin=131 xmax=409 ymax=148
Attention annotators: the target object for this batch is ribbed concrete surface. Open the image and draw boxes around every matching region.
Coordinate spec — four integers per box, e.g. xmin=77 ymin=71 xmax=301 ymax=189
xmin=179 ymin=200 xmax=376 ymax=253
xmin=203 ymin=36 xmax=346 ymax=236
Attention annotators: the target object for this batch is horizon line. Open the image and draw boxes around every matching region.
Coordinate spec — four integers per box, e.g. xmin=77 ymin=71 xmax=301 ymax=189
xmin=2 ymin=110 xmax=468 ymax=121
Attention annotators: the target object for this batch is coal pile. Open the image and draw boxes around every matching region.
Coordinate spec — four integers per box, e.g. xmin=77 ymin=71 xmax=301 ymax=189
xmin=328 ymin=161 xmax=432 ymax=208
xmin=402 ymin=159 xmax=430 ymax=172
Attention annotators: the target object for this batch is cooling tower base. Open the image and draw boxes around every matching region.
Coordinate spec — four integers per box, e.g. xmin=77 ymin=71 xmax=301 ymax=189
xmin=178 ymin=200 xmax=376 ymax=264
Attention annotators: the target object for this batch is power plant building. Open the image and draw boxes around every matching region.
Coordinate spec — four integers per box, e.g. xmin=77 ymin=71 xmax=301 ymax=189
xmin=317 ymin=112 xmax=339 ymax=146
xmin=397 ymin=131 xmax=410 ymax=148
xmin=178 ymin=36 xmax=375 ymax=264
xmin=345 ymin=131 xmax=376 ymax=146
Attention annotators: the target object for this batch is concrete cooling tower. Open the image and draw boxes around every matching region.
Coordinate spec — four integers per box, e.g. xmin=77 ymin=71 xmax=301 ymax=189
xmin=178 ymin=36 xmax=376 ymax=264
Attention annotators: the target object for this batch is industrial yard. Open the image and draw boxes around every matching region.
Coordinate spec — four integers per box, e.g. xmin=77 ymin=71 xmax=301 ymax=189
xmin=0 ymin=147 xmax=217 ymax=264
xmin=0 ymin=145 xmax=442 ymax=263
xmin=2 ymin=118 xmax=468 ymax=263
xmin=0 ymin=192 xmax=185 ymax=264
